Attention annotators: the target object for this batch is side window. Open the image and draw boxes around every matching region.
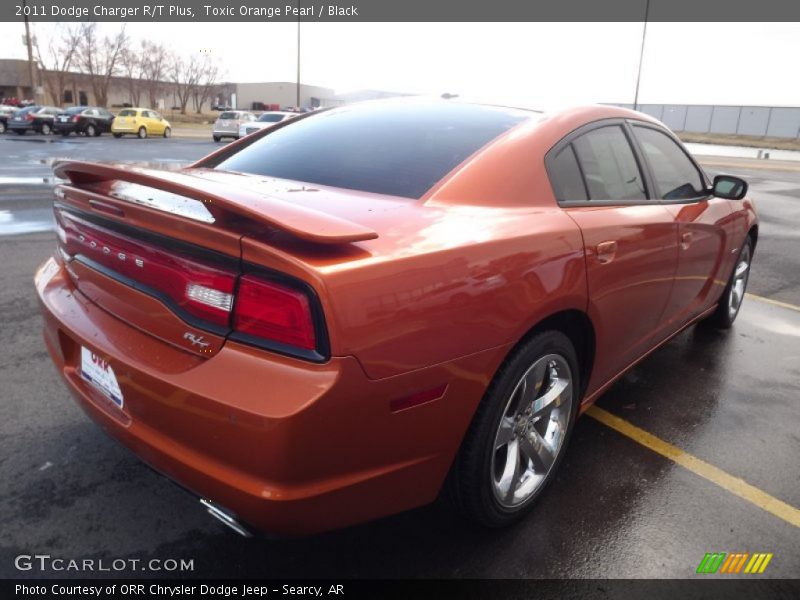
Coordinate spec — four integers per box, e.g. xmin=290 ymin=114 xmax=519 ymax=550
xmin=549 ymin=144 xmax=588 ymax=201
xmin=572 ymin=125 xmax=647 ymax=201
xmin=632 ymin=125 xmax=706 ymax=200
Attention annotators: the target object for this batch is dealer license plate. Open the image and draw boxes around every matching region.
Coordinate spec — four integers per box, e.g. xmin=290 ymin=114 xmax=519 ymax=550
xmin=80 ymin=346 xmax=124 ymax=408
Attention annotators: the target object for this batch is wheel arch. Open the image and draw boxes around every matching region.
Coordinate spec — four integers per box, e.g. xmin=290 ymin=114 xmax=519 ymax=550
xmin=509 ymin=309 xmax=596 ymax=400
xmin=747 ymin=224 xmax=759 ymax=251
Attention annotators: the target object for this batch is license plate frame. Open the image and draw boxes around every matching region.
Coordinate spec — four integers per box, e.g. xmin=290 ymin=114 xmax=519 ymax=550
xmin=80 ymin=346 xmax=124 ymax=409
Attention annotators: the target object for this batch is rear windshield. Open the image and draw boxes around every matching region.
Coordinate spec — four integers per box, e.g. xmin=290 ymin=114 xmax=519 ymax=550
xmin=118 ymin=109 xmax=137 ymax=117
xmin=257 ymin=113 xmax=285 ymax=123
xmin=219 ymin=112 xmax=239 ymax=119
xmin=65 ymin=106 xmax=86 ymax=114
xmin=216 ymin=102 xmax=529 ymax=199
xmin=15 ymin=106 xmax=39 ymax=115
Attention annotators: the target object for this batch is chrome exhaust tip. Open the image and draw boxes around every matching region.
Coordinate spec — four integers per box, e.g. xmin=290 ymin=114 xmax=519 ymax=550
xmin=200 ymin=498 xmax=253 ymax=538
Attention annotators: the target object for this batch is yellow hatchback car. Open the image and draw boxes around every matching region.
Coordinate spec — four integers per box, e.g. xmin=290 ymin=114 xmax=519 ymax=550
xmin=111 ymin=108 xmax=171 ymax=139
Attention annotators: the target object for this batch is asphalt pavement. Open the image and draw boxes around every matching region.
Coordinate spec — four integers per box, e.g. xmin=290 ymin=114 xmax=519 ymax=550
xmin=0 ymin=134 xmax=797 ymax=579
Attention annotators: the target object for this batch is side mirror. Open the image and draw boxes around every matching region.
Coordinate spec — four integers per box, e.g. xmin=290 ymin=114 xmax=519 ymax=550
xmin=712 ymin=174 xmax=748 ymax=200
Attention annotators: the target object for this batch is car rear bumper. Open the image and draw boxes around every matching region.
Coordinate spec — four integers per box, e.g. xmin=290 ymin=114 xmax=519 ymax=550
xmin=8 ymin=122 xmax=34 ymax=131
xmin=35 ymin=256 xmax=502 ymax=534
xmin=213 ymin=130 xmax=238 ymax=138
xmin=53 ymin=123 xmax=77 ymax=133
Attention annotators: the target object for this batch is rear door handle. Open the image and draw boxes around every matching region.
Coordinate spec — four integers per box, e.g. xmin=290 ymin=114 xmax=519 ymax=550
xmin=596 ymin=241 xmax=617 ymax=264
xmin=681 ymin=232 xmax=693 ymax=250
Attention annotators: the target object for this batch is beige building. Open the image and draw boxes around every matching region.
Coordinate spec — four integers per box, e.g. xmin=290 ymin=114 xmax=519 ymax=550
xmin=1 ymin=58 xmax=408 ymax=112
xmin=0 ymin=58 xmax=233 ymax=110
xmin=231 ymin=82 xmax=335 ymax=110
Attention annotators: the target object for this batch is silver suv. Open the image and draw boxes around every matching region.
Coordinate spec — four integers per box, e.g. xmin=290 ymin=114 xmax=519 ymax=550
xmin=212 ymin=111 xmax=255 ymax=141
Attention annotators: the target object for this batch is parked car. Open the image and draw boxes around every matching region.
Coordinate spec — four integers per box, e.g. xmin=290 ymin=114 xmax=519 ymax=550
xmin=111 ymin=108 xmax=171 ymax=139
xmin=212 ymin=110 xmax=255 ymax=141
xmin=238 ymin=111 xmax=294 ymax=137
xmin=36 ymin=101 xmax=757 ymax=536
xmin=54 ymin=106 xmax=115 ymax=137
xmin=7 ymin=105 xmax=62 ymax=135
xmin=0 ymin=104 xmax=18 ymax=133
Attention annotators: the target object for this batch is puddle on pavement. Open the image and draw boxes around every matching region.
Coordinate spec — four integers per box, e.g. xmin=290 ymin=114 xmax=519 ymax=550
xmin=0 ymin=209 xmax=54 ymax=236
xmin=0 ymin=176 xmax=60 ymax=185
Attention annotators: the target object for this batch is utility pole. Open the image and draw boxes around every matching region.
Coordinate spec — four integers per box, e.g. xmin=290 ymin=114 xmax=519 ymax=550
xmin=296 ymin=19 xmax=301 ymax=108
xmin=633 ymin=0 xmax=650 ymax=111
xmin=22 ymin=0 xmax=38 ymax=103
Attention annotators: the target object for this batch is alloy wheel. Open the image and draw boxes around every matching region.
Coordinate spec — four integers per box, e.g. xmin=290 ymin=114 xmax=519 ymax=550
xmin=491 ymin=353 xmax=573 ymax=508
xmin=728 ymin=244 xmax=751 ymax=319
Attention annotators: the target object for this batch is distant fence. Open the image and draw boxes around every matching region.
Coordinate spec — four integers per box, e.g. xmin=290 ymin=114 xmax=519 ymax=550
xmin=610 ymin=104 xmax=800 ymax=139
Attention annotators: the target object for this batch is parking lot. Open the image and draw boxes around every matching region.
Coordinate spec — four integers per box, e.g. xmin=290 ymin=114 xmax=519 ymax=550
xmin=0 ymin=134 xmax=798 ymax=579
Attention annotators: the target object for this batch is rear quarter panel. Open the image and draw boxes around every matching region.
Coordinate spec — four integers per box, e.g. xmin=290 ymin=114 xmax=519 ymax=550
xmin=242 ymin=207 xmax=587 ymax=380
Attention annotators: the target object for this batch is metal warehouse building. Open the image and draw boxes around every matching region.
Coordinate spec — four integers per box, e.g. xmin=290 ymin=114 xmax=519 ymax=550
xmin=614 ymin=103 xmax=800 ymax=139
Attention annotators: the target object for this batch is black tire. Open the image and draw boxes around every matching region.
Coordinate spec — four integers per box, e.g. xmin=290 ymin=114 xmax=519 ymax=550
xmin=213 ymin=135 xmax=221 ymax=142
xmin=137 ymin=126 xmax=147 ymax=139
xmin=704 ymin=236 xmax=753 ymax=329
xmin=444 ymin=330 xmax=580 ymax=528
xmin=163 ymin=127 xmax=171 ymax=138
xmin=85 ymin=124 xmax=96 ymax=137
xmin=15 ymin=129 xmax=25 ymax=135
xmin=113 ymin=133 xmax=123 ymax=138
xmin=41 ymin=123 xmax=52 ymax=135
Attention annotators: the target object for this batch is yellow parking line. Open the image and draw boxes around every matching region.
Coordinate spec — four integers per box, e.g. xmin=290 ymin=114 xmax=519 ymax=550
xmin=746 ymin=293 xmax=800 ymax=313
xmin=586 ymin=405 xmax=800 ymax=529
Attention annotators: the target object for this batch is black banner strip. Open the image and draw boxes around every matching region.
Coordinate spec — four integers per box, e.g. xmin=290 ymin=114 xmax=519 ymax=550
xmin=4 ymin=579 xmax=800 ymax=600
xmin=5 ymin=0 xmax=800 ymax=23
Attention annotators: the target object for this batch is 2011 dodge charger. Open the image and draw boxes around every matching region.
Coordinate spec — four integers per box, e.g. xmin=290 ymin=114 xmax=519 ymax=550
xmin=35 ymin=100 xmax=757 ymax=535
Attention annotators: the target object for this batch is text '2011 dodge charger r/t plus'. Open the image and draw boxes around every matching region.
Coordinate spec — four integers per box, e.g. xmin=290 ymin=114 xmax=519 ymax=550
xmin=35 ymin=100 xmax=757 ymax=536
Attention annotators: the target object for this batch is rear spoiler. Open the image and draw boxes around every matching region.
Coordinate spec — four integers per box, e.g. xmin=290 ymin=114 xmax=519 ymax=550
xmin=53 ymin=161 xmax=379 ymax=245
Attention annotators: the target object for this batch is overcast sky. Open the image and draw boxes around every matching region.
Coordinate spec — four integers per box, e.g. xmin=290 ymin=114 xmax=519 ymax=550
xmin=1 ymin=22 xmax=798 ymax=108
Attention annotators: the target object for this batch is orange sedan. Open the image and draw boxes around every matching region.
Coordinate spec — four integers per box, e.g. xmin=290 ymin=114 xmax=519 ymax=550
xmin=35 ymin=100 xmax=757 ymax=535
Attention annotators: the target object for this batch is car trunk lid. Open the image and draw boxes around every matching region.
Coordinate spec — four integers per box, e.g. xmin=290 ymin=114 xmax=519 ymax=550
xmin=52 ymin=161 xmax=378 ymax=360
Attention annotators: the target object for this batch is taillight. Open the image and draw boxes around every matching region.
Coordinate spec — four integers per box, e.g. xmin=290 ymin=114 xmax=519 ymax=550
xmin=72 ymin=115 xmax=80 ymax=122
xmin=59 ymin=211 xmax=236 ymax=328
xmin=56 ymin=207 xmax=326 ymax=360
xmin=233 ymin=275 xmax=316 ymax=350
xmin=25 ymin=113 xmax=35 ymax=121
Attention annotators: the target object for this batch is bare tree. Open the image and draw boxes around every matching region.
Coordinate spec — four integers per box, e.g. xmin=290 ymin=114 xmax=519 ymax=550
xmin=76 ymin=23 xmax=128 ymax=107
xmin=33 ymin=24 xmax=81 ymax=105
xmin=119 ymin=40 xmax=149 ymax=107
xmin=140 ymin=41 xmax=168 ymax=109
xmin=167 ymin=53 xmax=203 ymax=115
xmin=192 ymin=57 xmax=222 ymax=114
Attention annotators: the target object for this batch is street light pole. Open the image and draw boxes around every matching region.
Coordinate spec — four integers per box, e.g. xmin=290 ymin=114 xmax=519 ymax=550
xmin=633 ymin=0 xmax=650 ymax=111
xmin=296 ymin=19 xmax=301 ymax=108
xmin=22 ymin=0 xmax=37 ymax=103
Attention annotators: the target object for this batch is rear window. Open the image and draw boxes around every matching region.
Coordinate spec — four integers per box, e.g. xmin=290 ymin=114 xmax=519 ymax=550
xmin=118 ymin=109 xmax=137 ymax=117
xmin=257 ymin=113 xmax=285 ymax=123
xmin=65 ymin=106 xmax=86 ymax=114
xmin=220 ymin=112 xmax=239 ymax=119
xmin=216 ymin=102 xmax=530 ymax=199
xmin=16 ymin=106 xmax=39 ymax=115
